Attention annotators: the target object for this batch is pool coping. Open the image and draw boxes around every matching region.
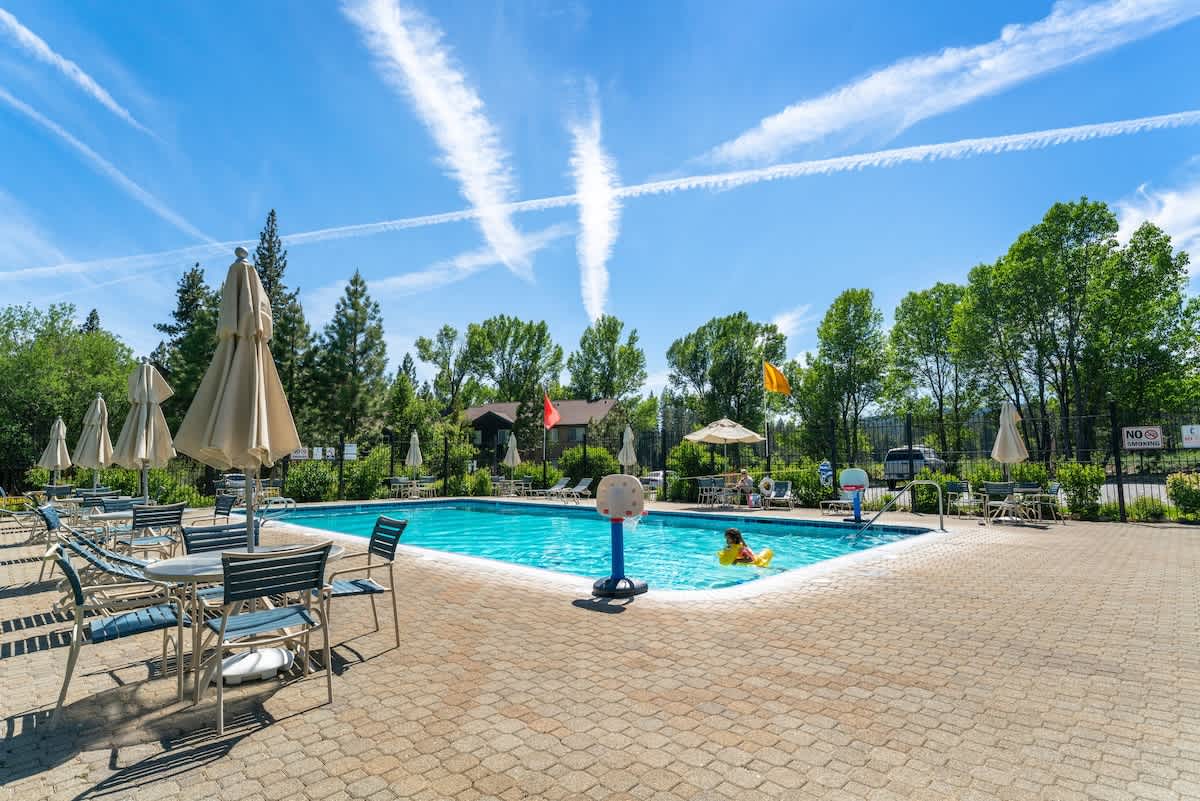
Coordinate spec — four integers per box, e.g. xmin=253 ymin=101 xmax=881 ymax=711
xmin=263 ymin=497 xmax=955 ymax=601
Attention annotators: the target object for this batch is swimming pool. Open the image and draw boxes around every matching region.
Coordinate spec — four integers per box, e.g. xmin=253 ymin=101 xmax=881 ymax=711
xmin=279 ymin=501 xmax=928 ymax=591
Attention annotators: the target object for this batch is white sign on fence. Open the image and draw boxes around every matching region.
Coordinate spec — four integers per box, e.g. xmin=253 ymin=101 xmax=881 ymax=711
xmin=290 ymin=447 xmax=309 ymax=460
xmin=343 ymin=443 xmax=358 ymax=461
xmin=311 ymin=446 xmax=324 ymax=460
xmin=1122 ymin=426 xmax=1163 ymax=450
xmin=1183 ymin=425 xmax=1200 ymax=448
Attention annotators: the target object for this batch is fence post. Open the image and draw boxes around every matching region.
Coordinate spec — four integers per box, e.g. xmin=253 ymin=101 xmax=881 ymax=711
xmin=583 ymin=428 xmax=588 ymax=475
xmin=337 ymin=432 xmax=346 ymax=499
xmin=766 ymin=421 xmax=772 ymax=477
xmin=661 ymin=424 xmax=668 ymax=471
xmin=443 ymin=434 xmax=450 ymax=492
xmin=829 ymin=419 xmax=838 ymax=480
xmin=1109 ymin=400 xmax=1127 ymax=522
xmin=906 ymin=412 xmax=916 ymax=511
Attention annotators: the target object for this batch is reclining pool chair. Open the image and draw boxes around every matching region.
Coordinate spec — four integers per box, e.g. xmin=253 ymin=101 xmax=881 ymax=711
xmin=764 ymin=480 xmax=794 ymax=510
xmin=557 ymin=477 xmax=593 ymax=503
xmin=325 ymin=516 xmax=407 ymax=648
xmin=49 ymin=545 xmax=188 ymax=724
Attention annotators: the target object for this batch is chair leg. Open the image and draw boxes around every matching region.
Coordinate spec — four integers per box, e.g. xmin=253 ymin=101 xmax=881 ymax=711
xmin=318 ymin=604 xmax=333 ymax=705
xmin=369 ymin=594 xmax=379 ymax=633
xmin=53 ymin=616 xmax=84 ymax=724
xmin=390 ymin=567 xmax=400 ymax=649
xmin=215 ymin=649 xmax=225 ymax=736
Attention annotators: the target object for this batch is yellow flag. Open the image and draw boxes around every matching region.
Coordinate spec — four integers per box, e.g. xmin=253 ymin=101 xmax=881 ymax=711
xmin=763 ymin=361 xmax=791 ymax=395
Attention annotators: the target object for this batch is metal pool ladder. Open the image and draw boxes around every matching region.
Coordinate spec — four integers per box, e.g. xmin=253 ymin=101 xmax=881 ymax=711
xmin=847 ymin=479 xmax=946 ymax=540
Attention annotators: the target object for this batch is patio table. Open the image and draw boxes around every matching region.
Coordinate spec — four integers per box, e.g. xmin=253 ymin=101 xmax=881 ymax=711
xmin=144 ymin=542 xmax=345 ymax=700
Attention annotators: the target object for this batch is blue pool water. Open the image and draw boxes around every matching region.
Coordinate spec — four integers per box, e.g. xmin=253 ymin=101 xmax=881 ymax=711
xmin=280 ymin=501 xmax=927 ymax=591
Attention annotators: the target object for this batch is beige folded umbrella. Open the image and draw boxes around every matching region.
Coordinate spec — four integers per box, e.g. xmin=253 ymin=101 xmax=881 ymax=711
xmin=38 ymin=416 xmax=72 ymax=485
xmin=113 ymin=360 xmax=176 ymax=502
xmin=502 ymin=434 xmax=521 ymax=472
xmin=405 ymin=430 xmax=423 ymax=471
xmin=617 ymin=425 xmax=637 ymax=474
xmin=174 ymin=247 xmax=300 ymax=550
xmin=991 ymin=401 xmax=1029 ymax=479
xmin=74 ymin=393 xmax=114 ymax=488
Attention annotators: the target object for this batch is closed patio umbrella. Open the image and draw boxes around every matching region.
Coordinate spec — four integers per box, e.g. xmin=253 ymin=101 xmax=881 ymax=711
xmin=502 ymin=434 xmax=521 ymax=471
xmin=113 ymin=360 xmax=176 ymax=502
xmin=991 ymin=401 xmax=1029 ymax=478
xmin=74 ymin=393 xmax=114 ymax=488
xmin=405 ymin=430 xmax=423 ymax=472
xmin=617 ymin=425 xmax=637 ymax=473
xmin=174 ymin=247 xmax=300 ymax=550
xmin=38 ymin=416 xmax=72 ymax=485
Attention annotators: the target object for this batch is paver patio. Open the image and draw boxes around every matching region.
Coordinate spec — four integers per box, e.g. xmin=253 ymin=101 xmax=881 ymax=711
xmin=1 ymin=503 xmax=1198 ymax=801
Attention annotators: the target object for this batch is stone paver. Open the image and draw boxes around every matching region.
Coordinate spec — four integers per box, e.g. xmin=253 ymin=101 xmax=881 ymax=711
xmin=1 ymin=503 xmax=1198 ymax=801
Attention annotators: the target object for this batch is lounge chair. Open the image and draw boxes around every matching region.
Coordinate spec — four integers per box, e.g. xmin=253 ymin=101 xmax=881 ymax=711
xmin=48 ymin=545 xmax=187 ymax=724
xmin=945 ymin=481 xmax=982 ymax=518
xmin=325 ymin=516 xmax=406 ymax=648
xmin=763 ymin=480 xmax=793 ymax=510
xmin=531 ymin=478 xmax=569 ymax=498
xmin=557 ymin=477 xmax=593 ymax=503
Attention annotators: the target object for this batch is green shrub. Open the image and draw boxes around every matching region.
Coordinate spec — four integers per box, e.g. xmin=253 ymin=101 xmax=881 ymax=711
xmin=964 ymin=463 xmax=1002 ymax=487
xmin=1056 ymin=461 xmax=1106 ymax=519
xmin=1097 ymin=502 xmax=1122 ymax=521
xmin=558 ymin=445 xmax=621 ymax=490
xmin=470 ymin=471 xmax=493 ymax=497
xmin=911 ymin=467 xmax=959 ymax=513
xmin=1128 ymin=496 xmax=1170 ymax=522
xmin=25 ymin=466 xmax=50 ymax=487
xmin=1009 ymin=462 xmax=1049 ymax=486
xmin=864 ymin=492 xmax=895 ymax=512
xmin=665 ymin=441 xmax=729 ymax=502
xmin=512 ymin=462 xmax=563 ymax=491
xmin=284 ymin=460 xmax=336 ymax=502
xmin=344 ymin=447 xmax=390 ymax=500
xmin=767 ymin=460 xmax=836 ymax=508
xmin=1167 ymin=472 xmax=1200 ymax=516
xmin=442 ymin=473 xmax=470 ymax=497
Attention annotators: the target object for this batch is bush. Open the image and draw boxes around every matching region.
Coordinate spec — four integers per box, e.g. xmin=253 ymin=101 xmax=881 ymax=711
xmin=1167 ymin=472 xmax=1200 ymax=516
xmin=25 ymin=466 xmax=50 ymax=487
xmin=864 ymin=492 xmax=895 ymax=512
xmin=1010 ymin=462 xmax=1049 ymax=486
xmin=284 ymin=460 xmax=336 ymax=502
xmin=558 ymin=445 xmax=621 ymax=491
xmin=665 ymin=441 xmax=730 ymax=502
xmin=442 ymin=473 xmax=470 ymax=497
xmin=344 ymin=447 xmax=390 ymax=500
xmin=512 ymin=462 xmax=563 ymax=491
xmin=1097 ymin=501 xmax=1122 ymax=521
xmin=470 ymin=471 xmax=492 ymax=497
xmin=767 ymin=460 xmax=836 ymax=508
xmin=964 ymin=463 xmax=1002 ymax=487
xmin=1056 ymin=461 xmax=1106 ymax=519
xmin=912 ymin=467 xmax=959 ymax=514
xmin=1128 ymin=496 xmax=1170 ymax=522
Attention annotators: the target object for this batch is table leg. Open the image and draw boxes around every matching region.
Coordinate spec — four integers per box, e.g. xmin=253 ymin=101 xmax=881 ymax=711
xmin=191 ymin=585 xmax=204 ymax=705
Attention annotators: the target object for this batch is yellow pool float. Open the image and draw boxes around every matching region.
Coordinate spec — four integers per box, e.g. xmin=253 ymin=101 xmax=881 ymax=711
xmin=717 ymin=545 xmax=774 ymax=568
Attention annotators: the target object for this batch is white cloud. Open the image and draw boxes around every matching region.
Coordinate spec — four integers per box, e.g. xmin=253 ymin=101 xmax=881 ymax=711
xmin=0 ymin=86 xmax=209 ymax=243
xmin=1116 ymin=174 xmax=1200 ymax=270
xmin=304 ymin=224 xmax=571 ymax=326
xmin=569 ymin=96 xmax=621 ymax=322
xmin=771 ymin=304 xmax=814 ymax=341
xmin=644 ymin=369 xmax=671 ymax=396
xmin=342 ymin=0 xmax=533 ymax=278
xmin=7 ymin=108 xmax=1200 ymax=281
xmin=709 ymin=0 xmax=1200 ymax=164
xmin=0 ymin=8 xmax=154 ymax=136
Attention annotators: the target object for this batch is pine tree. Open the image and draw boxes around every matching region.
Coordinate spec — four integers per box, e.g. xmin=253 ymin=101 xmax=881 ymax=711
xmin=254 ymin=209 xmax=288 ymax=319
xmin=80 ymin=309 xmax=101 ymax=333
xmin=152 ymin=263 xmax=220 ymax=429
xmin=314 ymin=270 xmax=388 ymax=441
xmin=273 ymin=291 xmax=313 ymax=425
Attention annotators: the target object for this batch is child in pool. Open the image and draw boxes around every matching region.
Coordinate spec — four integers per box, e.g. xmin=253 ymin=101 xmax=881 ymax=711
xmin=724 ymin=528 xmax=759 ymax=564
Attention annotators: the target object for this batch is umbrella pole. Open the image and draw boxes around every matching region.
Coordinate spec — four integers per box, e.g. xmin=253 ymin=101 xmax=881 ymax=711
xmin=141 ymin=464 xmax=149 ymax=503
xmin=246 ymin=474 xmax=256 ymax=552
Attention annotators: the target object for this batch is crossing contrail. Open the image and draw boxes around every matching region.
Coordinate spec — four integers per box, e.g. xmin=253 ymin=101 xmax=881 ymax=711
xmin=5 ymin=108 xmax=1198 ymax=282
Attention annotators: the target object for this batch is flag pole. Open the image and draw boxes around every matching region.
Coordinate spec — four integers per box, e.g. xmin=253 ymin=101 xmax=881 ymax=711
xmin=542 ymin=386 xmax=548 ymax=487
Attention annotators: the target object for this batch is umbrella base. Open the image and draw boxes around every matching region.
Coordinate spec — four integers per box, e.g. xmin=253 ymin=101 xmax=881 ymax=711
xmin=592 ymin=576 xmax=648 ymax=599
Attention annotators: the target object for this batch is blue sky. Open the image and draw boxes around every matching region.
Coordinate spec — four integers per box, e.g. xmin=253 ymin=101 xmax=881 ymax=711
xmin=1 ymin=0 xmax=1198 ymax=393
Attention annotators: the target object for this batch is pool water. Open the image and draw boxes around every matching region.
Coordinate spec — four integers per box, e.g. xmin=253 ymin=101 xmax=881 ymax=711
xmin=280 ymin=501 xmax=926 ymax=591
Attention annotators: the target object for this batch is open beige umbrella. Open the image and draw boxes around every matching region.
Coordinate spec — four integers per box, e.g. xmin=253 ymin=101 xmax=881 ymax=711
xmin=684 ymin=417 xmax=765 ymax=464
xmin=74 ymin=393 xmax=114 ymax=488
xmin=38 ymin=416 xmax=72 ymax=485
xmin=991 ymin=401 xmax=1029 ymax=479
xmin=617 ymin=425 xmax=637 ymax=474
xmin=113 ymin=360 xmax=176 ymax=502
xmin=174 ymin=247 xmax=300 ymax=550
xmin=502 ymin=433 xmax=521 ymax=472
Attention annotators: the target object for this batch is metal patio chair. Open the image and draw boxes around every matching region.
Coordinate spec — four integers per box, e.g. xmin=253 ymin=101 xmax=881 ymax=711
xmin=325 ymin=516 xmax=406 ymax=648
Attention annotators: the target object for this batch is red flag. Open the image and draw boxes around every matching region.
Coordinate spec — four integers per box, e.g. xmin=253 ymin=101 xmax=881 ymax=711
xmin=543 ymin=392 xmax=560 ymax=429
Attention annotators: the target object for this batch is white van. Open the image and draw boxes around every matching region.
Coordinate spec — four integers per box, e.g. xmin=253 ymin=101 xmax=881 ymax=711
xmin=883 ymin=446 xmax=946 ymax=488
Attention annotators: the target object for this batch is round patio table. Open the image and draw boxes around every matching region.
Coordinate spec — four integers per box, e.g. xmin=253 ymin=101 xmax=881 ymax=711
xmin=145 ymin=543 xmax=345 ymax=699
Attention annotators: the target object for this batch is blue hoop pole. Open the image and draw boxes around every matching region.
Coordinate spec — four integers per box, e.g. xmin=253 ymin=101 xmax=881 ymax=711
xmin=610 ymin=519 xmax=625 ymax=580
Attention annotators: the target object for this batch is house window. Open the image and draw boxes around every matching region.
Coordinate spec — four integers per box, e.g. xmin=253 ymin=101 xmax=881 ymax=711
xmin=548 ymin=429 xmax=559 ymax=444
xmin=569 ymin=426 xmax=585 ymax=443
xmin=498 ymin=429 xmax=511 ymax=444
xmin=472 ymin=429 xmax=482 ymax=445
